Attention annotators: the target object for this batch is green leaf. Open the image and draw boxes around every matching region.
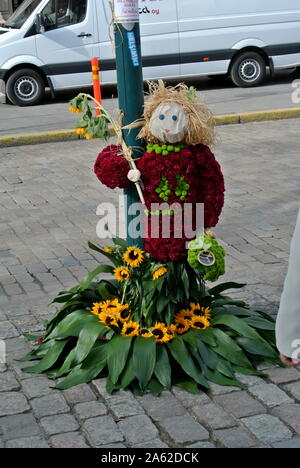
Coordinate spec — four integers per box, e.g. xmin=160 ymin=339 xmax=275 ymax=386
xmin=233 ymin=365 xmax=266 ymax=377
xmin=204 ymin=368 xmax=244 ymax=389
xmin=212 ymin=328 xmax=252 ymax=368
xmin=147 ymin=377 xmax=164 ymax=396
xmin=244 ymin=316 xmax=275 ymax=331
xmin=154 ymin=346 xmax=171 ymax=389
xmin=119 ymin=351 xmax=135 ymax=389
xmin=175 ymin=380 xmax=200 ymax=395
xmin=74 ymin=321 xmax=106 ymax=365
xmin=196 ymin=328 xmax=217 ymax=347
xmin=88 ymin=241 xmax=119 ymax=267
xmin=181 ymin=268 xmax=190 ymax=298
xmin=236 ymin=337 xmax=277 ymax=358
xmin=48 ymin=348 xmax=77 ymax=379
xmin=107 ymin=336 xmax=132 ymax=385
xmin=168 ymin=337 xmax=209 ymax=389
xmin=45 ymin=310 xmax=95 ymax=340
xmin=22 ymin=340 xmax=68 ymax=374
xmin=209 ymin=282 xmax=246 ymax=296
xmin=112 ymin=237 xmax=128 ymax=248
xmin=79 ymin=265 xmax=115 ymax=292
xmin=133 ymin=337 xmax=156 ymax=390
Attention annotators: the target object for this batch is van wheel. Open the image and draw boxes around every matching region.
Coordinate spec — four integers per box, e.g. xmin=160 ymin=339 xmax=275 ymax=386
xmin=6 ymin=68 xmax=45 ymax=106
xmin=230 ymin=52 xmax=266 ymax=87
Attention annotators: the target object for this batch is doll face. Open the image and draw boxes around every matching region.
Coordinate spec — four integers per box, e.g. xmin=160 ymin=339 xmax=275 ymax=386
xmin=149 ymin=102 xmax=188 ymax=144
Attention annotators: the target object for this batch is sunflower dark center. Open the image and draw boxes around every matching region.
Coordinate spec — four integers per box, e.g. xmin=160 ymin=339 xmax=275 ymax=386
xmin=121 ymin=271 xmax=129 ymax=277
xmin=176 ymin=323 xmax=185 ymax=330
xmin=129 ymin=251 xmax=139 ymax=260
xmin=105 ymin=317 xmax=114 ymax=324
xmin=153 ymin=329 xmax=164 ymax=339
xmin=125 ymin=327 xmax=135 ymax=335
xmin=184 ymin=315 xmax=192 ymax=320
xmin=194 ymin=321 xmax=205 ymax=329
xmin=120 ymin=309 xmax=130 ymax=319
xmin=193 ymin=311 xmax=204 ymax=317
xmin=140 ymin=329 xmax=149 ymax=335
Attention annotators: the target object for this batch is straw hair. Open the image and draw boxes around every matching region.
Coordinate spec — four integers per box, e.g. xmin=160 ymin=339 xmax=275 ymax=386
xmin=136 ymin=80 xmax=215 ymax=146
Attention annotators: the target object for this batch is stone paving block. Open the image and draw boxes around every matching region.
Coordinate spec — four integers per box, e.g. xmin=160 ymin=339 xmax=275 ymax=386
xmin=40 ymin=414 xmax=79 ymax=436
xmin=137 ymin=391 xmax=185 ymax=421
xmin=284 ymin=382 xmax=300 ymax=401
xmin=210 ymin=383 xmax=241 ymax=395
xmin=272 ymin=438 xmax=300 ymax=449
xmin=235 ymin=374 xmax=264 ymax=387
xmin=5 ymin=437 xmax=50 ymax=448
xmin=0 ymin=413 xmax=41 ymax=440
xmin=188 ymin=442 xmax=216 ymax=448
xmin=134 ymin=439 xmax=169 ymax=448
xmin=213 ymin=428 xmax=257 ymax=448
xmin=31 ymin=392 xmax=70 ymax=418
xmin=83 ymin=416 xmax=124 ymax=446
xmin=0 ymin=371 xmax=20 ymax=391
xmin=248 ymin=383 xmax=293 ymax=407
xmin=22 ymin=376 xmax=55 ymax=398
xmin=0 ymin=392 xmax=30 ymax=416
xmin=191 ymin=402 xmax=237 ymax=430
xmin=99 ymin=444 xmax=127 ymax=448
xmin=242 ymin=414 xmax=293 ymax=444
xmin=214 ymin=391 xmax=267 ymax=418
xmin=50 ymin=432 xmax=90 ymax=448
xmin=157 ymin=415 xmax=209 ymax=445
xmin=118 ymin=414 xmax=159 ymax=445
xmin=171 ymin=386 xmax=211 ymax=408
xmin=0 ymin=321 xmax=19 ymax=339
xmin=109 ymin=397 xmax=145 ymax=420
xmin=63 ymin=383 xmax=96 ymax=404
xmin=74 ymin=401 xmax=107 ymax=421
xmin=267 ymin=368 xmax=300 ymax=384
xmin=272 ymin=404 xmax=300 ymax=436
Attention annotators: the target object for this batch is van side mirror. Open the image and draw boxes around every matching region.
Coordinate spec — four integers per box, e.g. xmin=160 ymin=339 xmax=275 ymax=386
xmin=35 ymin=13 xmax=45 ymax=33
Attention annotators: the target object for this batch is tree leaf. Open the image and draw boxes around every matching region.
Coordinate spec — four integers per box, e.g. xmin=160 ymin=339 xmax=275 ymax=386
xmin=22 ymin=340 xmax=69 ymax=374
xmin=107 ymin=335 xmax=132 ymax=385
xmin=154 ymin=346 xmax=171 ymax=389
xmin=133 ymin=337 xmax=156 ymax=390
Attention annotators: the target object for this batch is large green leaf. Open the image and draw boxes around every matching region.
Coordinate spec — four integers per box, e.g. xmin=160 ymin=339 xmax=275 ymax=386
xmin=74 ymin=321 xmax=106 ymax=365
xmin=22 ymin=339 xmax=69 ymax=374
xmin=198 ymin=340 xmax=235 ymax=378
xmin=107 ymin=336 xmax=132 ymax=385
xmin=196 ymin=328 xmax=217 ymax=347
xmin=79 ymin=265 xmax=115 ymax=292
xmin=119 ymin=351 xmax=136 ymax=389
xmin=48 ymin=348 xmax=77 ymax=379
xmin=204 ymin=368 xmax=244 ymax=389
xmin=56 ymin=344 xmax=107 ymax=389
xmin=133 ymin=337 xmax=156 ymax=390
xmin=175 ymin=380 xmax=200 ymax=394
xmin=236 ymin=337 xmax=277 ymax=358
xmin=212 ymin=328 xmax=252 ymax=368
xmin=209 ymin=282 xmax=246 ymax=296
xmin=168 ymin=337 xmax=209 ymax=389
xmin=112 ymin=237 xmax=128 ymax=248
xmin=147 ymin=377 xmax=164 ymax=396
xmin=244 ymin=316 xmax=275 ymax=331
xmin=45 ymin=310 xmax=95 ymax=340
xmin=154 ymin=346 xmax=171 ymax=389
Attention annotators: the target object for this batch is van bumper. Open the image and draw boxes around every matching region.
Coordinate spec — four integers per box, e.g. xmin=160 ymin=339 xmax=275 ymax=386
xmin=0 ymin=69 xmax=7 ymax=80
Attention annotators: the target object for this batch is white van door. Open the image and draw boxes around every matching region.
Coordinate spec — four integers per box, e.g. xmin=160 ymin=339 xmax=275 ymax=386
xmin=98 ymin=0 xmax=180 ymax=84
xmin=36 ymin=0 xmax=96 ymax=90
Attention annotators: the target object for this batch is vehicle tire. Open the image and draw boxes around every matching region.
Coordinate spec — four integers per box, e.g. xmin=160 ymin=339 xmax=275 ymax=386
xmin=6 ymin=68 xmax=45 ymax=106
xmin=230 ymin=52 xmax=267 ymax=87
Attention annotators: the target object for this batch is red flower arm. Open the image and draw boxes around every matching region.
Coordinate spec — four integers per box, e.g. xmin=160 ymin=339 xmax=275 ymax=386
xmin=195 ymin=145 xmax=225 ymax=228
xmin=94 ymin=145 xmax=130 ymax=189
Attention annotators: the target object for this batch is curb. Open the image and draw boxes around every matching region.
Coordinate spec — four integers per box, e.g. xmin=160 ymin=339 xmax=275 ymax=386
xmin=1 ymin=107 xmax=300 ymax=148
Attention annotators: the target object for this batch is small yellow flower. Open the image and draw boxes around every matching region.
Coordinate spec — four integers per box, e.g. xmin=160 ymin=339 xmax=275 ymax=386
xmin=69 ymin=105 xmax=82 ymax=114
xmin=104 ymin=247 xmax=112 ymax=254
xmin=121 ymin=320 xmax=140 ymax=337
xmin=167 ymin=324 xmax=177 ymax=336
xmin=191 ymin=315 xmax=211 ymax=330
xmin=175 ymin=318 xmax=190 ymax=335
xmin=114 ymin=267 xmax=131 ymax=282
xmin=153 ymin=266 xmax=168 ymax=280
xmin=84 ymin=133 xmax=92 ymax=140
xmin=75 ymin=127 xmax=86 ymax=135
xmin=101 ymin=299 xmax=120 ymax=313
xmin=190 ymin=303 xmax=212 ymax=319
xmin=117 ymin=304 xmax=131 ymax=323
xmin=91 ymin=302 xmax=102 ymax=316
xmin=151 ymin=322 xmax=169 ymax=343
xmin=175 ymin=309 xmax=194 ymax=323
xmin=99 ymin=311 xmax=118 ymax=328
xmin=123 ymin=247 xmax=144 ymax=268
xmin=140 ymin=328 xmax=153 ymax=339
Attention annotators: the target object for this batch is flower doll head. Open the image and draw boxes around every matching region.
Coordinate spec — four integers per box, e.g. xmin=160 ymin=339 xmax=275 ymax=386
xmin=137 ymin=80 xmax=215 ymax=146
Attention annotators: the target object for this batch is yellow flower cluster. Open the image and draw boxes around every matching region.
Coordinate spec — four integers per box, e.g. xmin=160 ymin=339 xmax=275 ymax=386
xmin=91 ymin=299 xmax=131 ymax=326
xmin=153 ymin=266 xmax=168 ymax=280
xmin=69 ymin=105 xmax=82 ymax=114
xmin=113 ymin=247 xmax=144 ymax=282
xmin=174 ymin=303 xmax=211 ymax=334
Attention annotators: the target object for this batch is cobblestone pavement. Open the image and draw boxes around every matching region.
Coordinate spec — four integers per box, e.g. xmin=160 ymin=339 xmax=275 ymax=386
xmin=1 ymin=119 xmax=300 ymax=448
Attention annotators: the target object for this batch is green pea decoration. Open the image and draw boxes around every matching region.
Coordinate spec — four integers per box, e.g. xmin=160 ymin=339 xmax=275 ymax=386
xmin=188 ymin=235 xmax=226 ymax=282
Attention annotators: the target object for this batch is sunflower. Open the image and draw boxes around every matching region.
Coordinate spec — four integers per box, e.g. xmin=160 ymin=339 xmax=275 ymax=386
xmin=101 ymin=299 xmax=120 ymax=314
xmin=123 ymin=247 xmax=144 ymax=268
xmin=90 ymin=302 xmax=103 ymax=316
xmin=99 ymin=311 xmax=118 ymax=328
xmin=140 ymin=329 xmax=153 ymax=339
xmin=190 ymin=303 xmax=212 ymax=319
xmin=175 ymin=309 xmax=194 ymax=323
xmin=191 ymin=315 xmax=211 ymax=330
xmin=151 ymin=322 xmax=169 ymax=343
xmin=153 ymin=266 xmax=168 ymax=280
xmin=69 ymin=105 xmax=82 ymax=114
xmin=114 ymin=267 xmax=131 ymax=282
xmin=75 ymin=127 xmax=86 ymax=135
xmin=175 ymin=318 xmax=190 ymax=335
xmin=104 ymin=247 xmax=112 ymax=254
xmin=117 ymin=304 xmax=131 ymax=323
xmin=121 ymin=321 xmax=140 ymax=337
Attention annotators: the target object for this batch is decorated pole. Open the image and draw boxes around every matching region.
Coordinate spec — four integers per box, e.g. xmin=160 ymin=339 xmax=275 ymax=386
xmin=112 ymin=0 xmax=145 ymax=247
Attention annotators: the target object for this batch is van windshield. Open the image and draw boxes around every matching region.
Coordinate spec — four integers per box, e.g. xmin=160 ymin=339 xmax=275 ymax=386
xmin=4 ymin=0 xmax=41 ymax=29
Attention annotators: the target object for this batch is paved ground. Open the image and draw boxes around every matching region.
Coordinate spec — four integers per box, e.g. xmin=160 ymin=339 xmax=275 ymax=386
xmin=1 ymin=119 xmax=300 ymax=448
xmin=0 ymin=69 xmax=300 ymax=136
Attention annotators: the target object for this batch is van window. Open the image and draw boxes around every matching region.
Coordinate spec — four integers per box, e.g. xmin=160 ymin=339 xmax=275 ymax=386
xmin=41 ymin=0 xmax=87 ymax=31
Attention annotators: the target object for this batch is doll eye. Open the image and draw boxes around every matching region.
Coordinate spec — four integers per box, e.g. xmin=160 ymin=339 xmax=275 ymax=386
xmin=159 ymin=114 xmax=165 ymax=120
xmin=172 ymin=115 xmax=178 ymax=121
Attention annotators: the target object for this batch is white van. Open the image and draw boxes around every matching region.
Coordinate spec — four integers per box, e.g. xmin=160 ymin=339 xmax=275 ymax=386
xmin=0 ymin=0 xmax=300 ymax=106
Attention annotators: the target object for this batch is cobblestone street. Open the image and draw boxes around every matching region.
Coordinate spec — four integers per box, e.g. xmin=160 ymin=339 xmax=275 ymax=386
xmin=1 ymin=118 xmax=300 ymax=448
